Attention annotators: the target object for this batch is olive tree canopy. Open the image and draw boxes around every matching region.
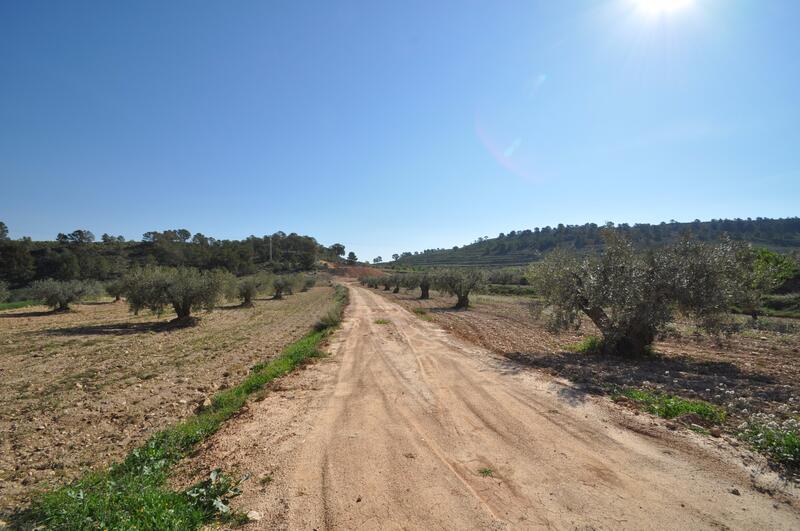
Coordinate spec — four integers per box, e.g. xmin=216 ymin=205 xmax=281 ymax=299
xmin=530 ymin=233 xmax=754 ymax=356
xmin=434 ymin=269 xmax=484 ymax=309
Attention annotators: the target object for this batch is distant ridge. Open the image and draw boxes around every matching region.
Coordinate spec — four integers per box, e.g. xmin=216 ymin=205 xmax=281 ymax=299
xmin=392 ymin=217 xmax=800 ymax=268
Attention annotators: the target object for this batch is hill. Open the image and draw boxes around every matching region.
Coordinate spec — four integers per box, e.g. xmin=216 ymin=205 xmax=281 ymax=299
xmin=392 ymin=217 xmax=800 ymax=268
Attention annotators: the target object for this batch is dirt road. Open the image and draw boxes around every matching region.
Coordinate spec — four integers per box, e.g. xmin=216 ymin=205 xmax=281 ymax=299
xmin=182 ymin=284 xmax=800 ymax=529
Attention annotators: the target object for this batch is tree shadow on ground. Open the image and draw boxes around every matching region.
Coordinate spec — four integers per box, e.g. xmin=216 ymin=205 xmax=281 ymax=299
xmin=43 ymin=319 xmax=195 ymax=336
xmin=497 ymin=349 xmax=785 ymax=410
xmin=0 ymin=310 xmax=55 ymax=318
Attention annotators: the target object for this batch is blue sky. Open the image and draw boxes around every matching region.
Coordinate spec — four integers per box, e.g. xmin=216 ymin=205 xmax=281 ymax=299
xmin=1 ymin=1 xmax=798 ymax=261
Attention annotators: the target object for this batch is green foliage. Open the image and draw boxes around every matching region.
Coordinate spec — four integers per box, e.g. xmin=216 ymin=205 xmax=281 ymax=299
xmin=411 ymin=307 xmax=432 ymax=321
xmin=106 ymin=278 xmax=127 ymax=301
xmin=121 ymin=266 xmax=230 ymax=319
xmin=272 ymin=276 xmax=289 ymax=299
xmin=402 ymin=271 xmax=433 ymax=299
xmin=735 ymin=248 xmax=797 ymax=319
xmin=1 ymin=229 xmax=329 ymax=290
xmin=619 ymin=388 xmax=726 ymax=424
xmin=0 ymin=280 xmax=8 ymax=303
xmin=757 ymin=293 xmax=800 ymax=318
xmin=392 ymin=217 xmax=800 ymax=268
xmin=567 ymin=336 xmax=603 ymax=354
xmin=478 ymin=467 xmax=493 ymax=477
xmin=433 ymin=269 xmax=485 ymax=309
xmin=739 ymin=416 xmax=800 ymax=468
xmin=301 ymin=275 xmax=316 ymax=292
xmin=346 ymin=251 xmax=358 ymax=265
xmin=531 ymin=233 xmax=750 ymax=356
xmin=0 ymin=240 xmax=36 ymax=284
xmin=331 ymin=243 xmax=345 ymax=258
xmin=313 ymin=285 xmax=349 ymax=331
xmin=236 ymin=275 xmax=267 ymax=306
xmin=24 ymin=287 xmax=350 ymax=529
xmin=479 ymin=284 xmax=537 ymax=296
xmin=374 ymin=318 xmax=390 ymax=325
xmin=30 ymin=278 xmax=101 ymax=311
xmin=183 ymin=469 xmax=244 ymax=521
xmin=359 ymin=275 xmax=382 ymax=289
xmin=0 ymin=299 xmax=38 ymax=311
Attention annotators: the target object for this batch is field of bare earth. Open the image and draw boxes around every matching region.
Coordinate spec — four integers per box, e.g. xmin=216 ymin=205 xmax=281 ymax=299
xmin=375 ymin=286 xmax=800 ymax=481
xmin=0 ymin=285 xmax=335 ymax=513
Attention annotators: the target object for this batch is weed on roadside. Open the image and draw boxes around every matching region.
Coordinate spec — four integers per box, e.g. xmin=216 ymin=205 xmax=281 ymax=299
xmin=616 ymin=387 xmax=726 ymax=425
xmin=738 ymin=415 xmax=800 ymax=469
xmin=375 ymin=318 xmax=390 ymax=325
xmin=478 ymin=467 xmax=493 ymax=477
xmin=566 ymin=335 xmax=603 ymax=354
xmin=412 ymin=308 xmax=432 ymax=321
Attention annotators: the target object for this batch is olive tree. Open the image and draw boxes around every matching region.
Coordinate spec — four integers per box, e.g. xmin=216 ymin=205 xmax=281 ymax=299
xmin=106 ymin=278 xmax=126 ymax=301
xmin=121 ymin=266 xmax=229 ymax=320
xmin=31 ymin=279 xmax=101 ymax=311
xmin=530 ymin=234 xmax=747 ymax=357
xmin=301 ymin=275 xmax=316 ymax=292
xmin=272 ymin=276 xmax=289 ymax=300
xmin=434 ymin=269 xmax=485 ymax=309
xmin=390 ymin=273 xmax=403 ymax=293
xmin=238 ymin=276 xmax=260 ymax=306
xmin=735 ymin=248 xmax=796 ymax=320
xmin=404 ymin=271 xmax=432 ymax=299
xmin=381 ymin=276 xmax=392 ymax=291
xmin=237 ymin=272 xmax=274 ymax=306
xmin=359 ymin=275 xmax=381 ymax=288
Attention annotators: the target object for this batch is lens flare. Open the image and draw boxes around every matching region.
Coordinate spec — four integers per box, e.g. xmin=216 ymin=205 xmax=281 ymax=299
xmin=633 ymin=0 xmax=693 ymax=15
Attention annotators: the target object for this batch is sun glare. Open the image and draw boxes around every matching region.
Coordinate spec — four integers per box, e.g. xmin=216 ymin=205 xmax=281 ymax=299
xmin=633 ymin=0 xmax=693 ymax=15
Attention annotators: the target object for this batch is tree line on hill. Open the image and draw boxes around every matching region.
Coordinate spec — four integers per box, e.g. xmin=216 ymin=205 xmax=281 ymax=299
xmin=390 ymin=217 xmax=800 ymax=267
xmin=0 ymin=221 xmax=346 ymax=288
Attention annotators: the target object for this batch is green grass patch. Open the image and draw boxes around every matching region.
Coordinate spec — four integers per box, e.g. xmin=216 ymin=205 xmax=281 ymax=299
xmin=0 ymin=299 xmax=39 ymax=311
xmin=478 ymin=284 xmax=538 ymax=296
xmin=18 ymin=286 xmax=349 ymax=530
xmin=739 ymin=420 xmax=800 ymax=468
xmin=617 ymin=387 xmax=726 ymax=424
xmin=374 ymin=318 xmax=390 ymax=325
xmin=412 ymin=307 xmax=432 ymax=321
xmin=566 ymin=335 xmax=603 ymax=354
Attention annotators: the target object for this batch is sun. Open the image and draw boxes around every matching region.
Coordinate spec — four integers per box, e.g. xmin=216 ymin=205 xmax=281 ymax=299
xmin=633 ymin=0 xmax=694 ymax=15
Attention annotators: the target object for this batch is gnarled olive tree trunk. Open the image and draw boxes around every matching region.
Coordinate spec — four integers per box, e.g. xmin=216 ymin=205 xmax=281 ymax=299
xmin=419 ymin=281 xmax=430 ymax=300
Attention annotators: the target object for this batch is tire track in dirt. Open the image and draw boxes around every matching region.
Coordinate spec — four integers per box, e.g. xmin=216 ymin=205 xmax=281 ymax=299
xmin=181 ymin=282 xmax=800 ymax=530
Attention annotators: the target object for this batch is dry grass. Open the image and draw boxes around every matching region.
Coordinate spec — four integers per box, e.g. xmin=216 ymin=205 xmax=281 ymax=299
xmin=0 ymin=287 xmax=335 ymax=512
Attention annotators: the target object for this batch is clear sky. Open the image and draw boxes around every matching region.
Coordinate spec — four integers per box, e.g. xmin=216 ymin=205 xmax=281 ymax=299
xmin=1 ymin=1 xmax=798 ymax=261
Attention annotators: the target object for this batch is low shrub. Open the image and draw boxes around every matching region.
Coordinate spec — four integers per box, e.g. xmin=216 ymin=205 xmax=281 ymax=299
xmin=567 ymin=336 xmax=603 ymax=354
xmin=738 ymin=415 xmax=800 ymax=468
xmin=618 ymin=388 xmax=726 ymax=424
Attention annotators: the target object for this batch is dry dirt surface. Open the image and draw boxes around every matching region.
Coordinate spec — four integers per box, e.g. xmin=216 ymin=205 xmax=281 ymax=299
xmin=0 ymin=286 xmax=335 ymax=512
xmin=376 ymin=289 xmax=800 ymax=472
xmin=178 ymin=283 xmax=800 ymax=530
